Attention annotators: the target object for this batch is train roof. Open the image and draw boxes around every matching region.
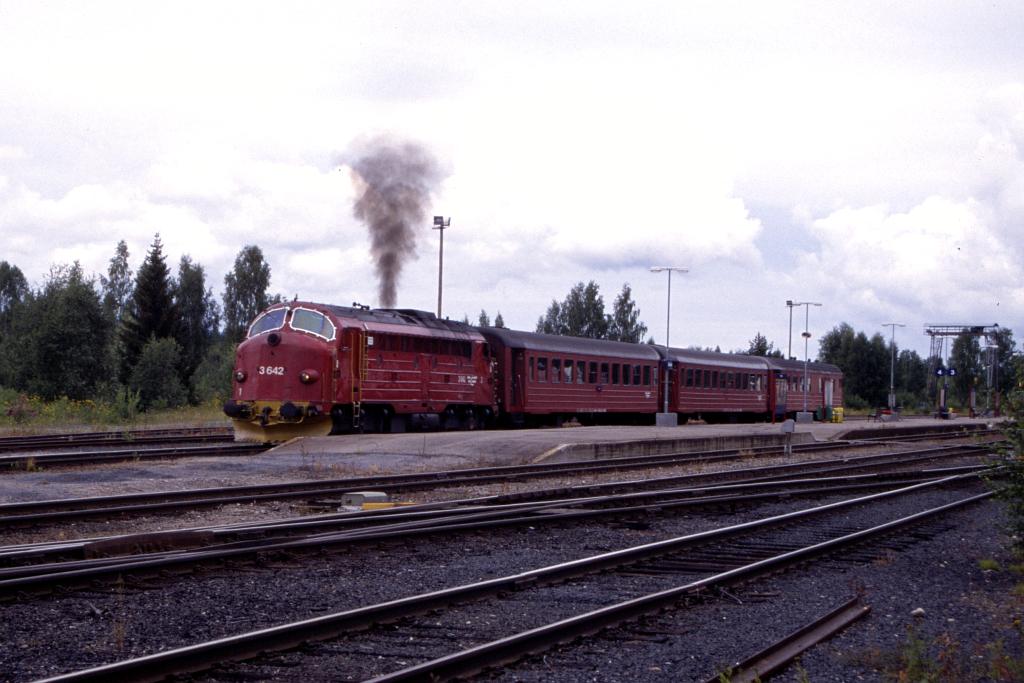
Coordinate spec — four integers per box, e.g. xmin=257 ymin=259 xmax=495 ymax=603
xmin=265 ymin=302 xmax=482 ymax=339
xmin=764 ymin=356 xmax=843 ymax=375
xmin=659 ymin=347 xmax=771 ymax=371
xmin=478 ymin=327 xmax=662 ymax=361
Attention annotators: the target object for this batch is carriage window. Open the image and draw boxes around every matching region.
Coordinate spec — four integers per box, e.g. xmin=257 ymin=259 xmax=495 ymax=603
xmin=528 ymin=358 xmax=535 ymax=382
xmin=711 ymin=371 xmax=718 ymax=388
xmin=551 ymin=359 xmax=561 ymax=383
xmin=685 ymin=368 xmax=694 ymax=387
xmin=633 ymin=365 xmax=642 ymax=385
xmin=537 ymin=357 xmax=548 ymax=382
xmin=622 ymin=364 xmax=631 ymax=386
xmin=577 ymin=360 xmax=586 ymax=384
xmin=588 ymin=362 xmax=598 ymax=383
xmin=564 ymin=359 xmax=573 ymax=383
xmin=599 ymin=362 xmax=609 ymax=384
xmin=247 ymin=308 xmax=287 ymax=337
xmin=612 ymin=364 xmax=620 ymax=384
xmin=643 ymin=366 xmax=651 ymax=385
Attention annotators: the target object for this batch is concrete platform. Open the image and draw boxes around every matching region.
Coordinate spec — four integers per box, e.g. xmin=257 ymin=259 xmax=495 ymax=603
xmin=271 ymin=415 xmax=1001 ymax=469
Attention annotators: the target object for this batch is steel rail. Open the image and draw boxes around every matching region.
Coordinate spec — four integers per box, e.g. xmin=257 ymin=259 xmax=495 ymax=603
xmin=0 ymin=442 xmax=989 ymax=526
xmin=0 ymin=426 xmax=232 ymax=452
xmin=0 ymin=442 xmax=268 ymax=470
xmin=704 ymin=595 xmax=871 ymax=683
xmin=0 ymin=465 xmax=993 ymax=583
xmin=33 ymin=479 xmax=992 ymax=683
xmin=368 ymin=491 xmax=990 ymax=682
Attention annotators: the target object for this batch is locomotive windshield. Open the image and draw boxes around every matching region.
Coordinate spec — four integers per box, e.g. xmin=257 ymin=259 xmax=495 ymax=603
xmin=247 ymin=308 xmax=287 ymax=338
xmin=290 ymin=308 xmax=336 ymax=341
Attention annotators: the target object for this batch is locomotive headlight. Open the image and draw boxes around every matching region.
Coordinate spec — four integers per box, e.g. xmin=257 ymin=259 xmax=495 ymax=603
xmin=234 ymin=370 xmax=247 ymax=383
xmin=299 ymin=369 xmax=320 ymax=384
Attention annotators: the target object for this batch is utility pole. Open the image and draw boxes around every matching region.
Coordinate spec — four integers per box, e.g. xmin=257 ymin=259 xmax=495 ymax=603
xmin=650 ymin=266 xmax=688 ymax=426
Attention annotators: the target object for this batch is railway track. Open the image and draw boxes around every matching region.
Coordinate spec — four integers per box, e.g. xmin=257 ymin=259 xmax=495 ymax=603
xmin=0 ymin=457 xmax=994 ymax=598
xmin=32 ymin=474 xmax=992 ymax=682
xmin=0 ymin=441 xmax=268 ymax=470
xmin=0 ymin=441 xmax=991 ymax=526
xmin=0 ymin=426 xmax=232 ymax=452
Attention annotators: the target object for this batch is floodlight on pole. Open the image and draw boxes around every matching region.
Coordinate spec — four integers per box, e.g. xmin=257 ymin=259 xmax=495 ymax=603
xmin=882 ymin=322 xmax=906 ymax=409
xmin=650 ymin=266 xmax=688 ymax=422
xmin=432 ymin=216 xmax=450 ymax=318
xmin=785 ymin=300 xmax=796 ymax=360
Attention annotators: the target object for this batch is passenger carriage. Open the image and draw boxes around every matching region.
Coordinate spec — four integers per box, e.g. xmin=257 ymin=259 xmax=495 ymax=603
xmin=478 ymin=327 xmax=662 ymax=426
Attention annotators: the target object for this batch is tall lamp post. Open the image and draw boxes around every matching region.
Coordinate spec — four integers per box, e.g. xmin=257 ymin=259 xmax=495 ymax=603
xmin=882 ymin=322 xmax=905 ymax=410
xmin=432 ymin=216 xmax=450 ymax=318
xmin=785 ymin=300 xmax=796 ymax=360
xmin=788 ymin=301 xmax=822 ymax=416
xmin=650 ymin=266 xmax=688 ymax=426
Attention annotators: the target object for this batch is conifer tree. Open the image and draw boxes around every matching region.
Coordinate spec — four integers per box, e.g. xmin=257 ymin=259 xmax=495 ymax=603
xmin=174 ymin=255 xmax=220 ymax=391
xmin=121 ymin=234 xmax=177 ymax=381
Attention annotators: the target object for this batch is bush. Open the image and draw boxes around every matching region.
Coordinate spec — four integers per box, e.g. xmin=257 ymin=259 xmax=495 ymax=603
xmin=129 ymin=337 xmax=187 ymax=410
xmin=845 ymin=393 xmax=869 ymax=410
xmin=191 ymin=341 xmax=236 ymax=404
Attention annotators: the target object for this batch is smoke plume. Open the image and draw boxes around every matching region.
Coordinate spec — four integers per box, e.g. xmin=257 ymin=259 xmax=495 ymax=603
xmin=344 ymin=135 xmax=447 ymax=308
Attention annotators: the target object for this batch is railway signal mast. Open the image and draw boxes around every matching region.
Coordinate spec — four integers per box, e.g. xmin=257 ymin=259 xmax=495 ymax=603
xmin=924 ymin=323 xmax=1000 ymax=416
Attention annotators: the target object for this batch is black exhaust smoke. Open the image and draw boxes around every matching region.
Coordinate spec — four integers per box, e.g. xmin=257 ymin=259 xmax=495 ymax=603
xmin=343 ymin=135 xmax=446 ymax=308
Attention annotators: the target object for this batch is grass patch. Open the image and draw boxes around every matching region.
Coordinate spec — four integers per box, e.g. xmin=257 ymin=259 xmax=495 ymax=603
xmin=0 ymin=391 xmax=228 ymax=435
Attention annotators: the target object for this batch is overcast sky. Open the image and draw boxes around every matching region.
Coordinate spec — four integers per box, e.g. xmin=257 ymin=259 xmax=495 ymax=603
xmin=1 ymin=1 xmax=1022 ymax=359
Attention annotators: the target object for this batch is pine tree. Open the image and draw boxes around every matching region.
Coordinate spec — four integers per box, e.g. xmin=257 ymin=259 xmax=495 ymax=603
xmin=223 ymin=245 xmax=272 ymax=342
xmin=478 ymin=310 xmax=490 ymax=327
xmin=174 ymin=255 xmax=220 ymax=393
xmin=494 ymin=312 xmax=505 ymax=328
xmin=121 ymin=234 xmax=177 ymax=381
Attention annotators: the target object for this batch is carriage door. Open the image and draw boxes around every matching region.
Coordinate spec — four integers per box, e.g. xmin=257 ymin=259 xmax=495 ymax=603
xmin=824 ymin=378 xmax=834 ymax=409
xmin=511 ymin=350 xmax=525 ymax=409
xmin=773 ymin=372 xmax=788 ymax=420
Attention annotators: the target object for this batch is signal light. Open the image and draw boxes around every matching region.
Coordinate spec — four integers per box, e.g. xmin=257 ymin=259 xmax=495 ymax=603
xmin=300 ymin=369 xmax=320 ymax=384
xmin=235 ymin=370 xmax=247 ymax=382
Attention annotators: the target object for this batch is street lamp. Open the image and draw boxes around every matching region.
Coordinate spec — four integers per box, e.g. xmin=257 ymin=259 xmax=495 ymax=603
xmin=650 ymin=266 xmax=688 ymax=425
xmin=432 ymin=216 xmax=450 ymax=318
xmin=785 ymin=300 xmax=796 ymax=360
xmin=882 ymin=322 xmax=905 ymax=410
xmin=788 ymin=301 xmax=822 ymax=416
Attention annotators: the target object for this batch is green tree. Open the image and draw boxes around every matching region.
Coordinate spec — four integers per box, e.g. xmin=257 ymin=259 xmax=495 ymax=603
xmin=606 ymin=283 xmax=647 ymax=343
xmin=129 ymin=337 xmax=188 ymax=410
xmin=99 ymin=240 xmax=133 ymax=324
xmin=0 ymin=261 xmax=28 ymax=335
xmin=895 ymin=348 xmax=928 ymax=398
xmin=536 ymin=299 xmax=562 ymax=335
xmin=1 ymin=263 xmax=110 ymax=399
xmin=747 ymin=331 xmax=782 ymax=357
xmin=536 ymin=281 xmax=608 ymax=339
xmin=478 ymin=309 xmax=490 ymax=327
xmin=121 ymin=235 xmax=177 ymax=381
xmin=494 ymin=312 xmax=505 ymax=328
xmin=173 ymin=255 xmax=220 ymax=394
xmin=819 ymin=323 xmax=889 ymax=406
xmin=191 ymin=341 xmax=236 ymax=403
xmin=988 ymin=327 xmax=1016 ymax=409
xmin=223 ymin=245 xmax=272 ymax=342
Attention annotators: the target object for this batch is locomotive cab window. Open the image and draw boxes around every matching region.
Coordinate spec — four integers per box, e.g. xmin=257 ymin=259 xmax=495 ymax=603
xmin=289 ymin=308 xmax=336 ymax=341
xmin=247 ymin=308 xmax=287 ymax=338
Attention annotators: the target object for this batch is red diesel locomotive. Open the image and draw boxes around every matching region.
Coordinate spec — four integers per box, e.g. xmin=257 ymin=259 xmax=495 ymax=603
xmin=224 ymin=301 xmax=843 ymax=441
